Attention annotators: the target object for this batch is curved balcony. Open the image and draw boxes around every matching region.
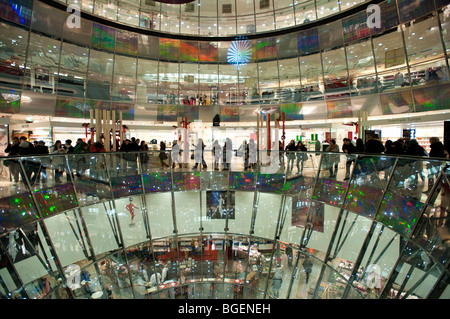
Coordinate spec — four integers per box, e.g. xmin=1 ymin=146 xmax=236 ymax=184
xmin=46 ymin=0 xmax=370 ymax=37
xmin=0 ymin=149 xmax=448 ymax=299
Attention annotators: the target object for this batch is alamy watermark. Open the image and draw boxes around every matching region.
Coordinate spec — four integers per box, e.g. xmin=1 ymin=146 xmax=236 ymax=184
xmin=66 ymin=4 xmax=81 ymax=29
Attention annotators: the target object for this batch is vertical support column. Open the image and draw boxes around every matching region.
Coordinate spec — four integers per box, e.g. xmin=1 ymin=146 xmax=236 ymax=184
xmin=105 ymin=110 xmax=111 ymax=152
xmin=90 ymin=109 xmax=94 ymax=143
xmin=119 ymin=112 xmax=124 ymax=144
xmin=102 ymin=109 xmax=107 ymax=148
xmin=112 ymin=110 xmax=117 ymax=151
xmin=256 ymin=112 xmax=260 ymax=165
xmin=95 ymin=109 xmax=100 ymax=143
xmin=358 ymin=110 xmax=368 ymax=142
xmin=267 ymin=114 xmax=271 ymax=151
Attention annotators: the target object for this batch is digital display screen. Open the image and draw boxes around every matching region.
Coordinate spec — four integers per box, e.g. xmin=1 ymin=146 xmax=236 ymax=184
xmin=159 ymin=38 xmax=180 ymax=61
xmin=179 ymin=40 xmax=200 ymax=62
xmin=297 ymin=28 xmax=319 ymax=55
xmin=343 ymin=183 xmax=384 ymax=218
xmin=256 ymin=37 xmax=277 ymax=61
xmin=284 ymin=176 xmax=315 ymax=195
xmin=0 ymin=0 xmax=32 ymax=26
xmin=0 ymin=192 xmax=38 ymax=235
xmin=312 ymin=178 xmax=348 ymax=207
xmin=91 ymin=23 xmax=116 ymax=51
xmin=229 ymin=172 xmax=256 ymax=191
xmin=220 ymin=105 xmax=239 ymax=122
xmin=111 ymin=175 xmax=143 ymax=197
xmin=376 ymin=191 xmax=423 ymax=236
xmin=55 ymin=96 xmax=86 ymax=118
xmin=198 ymin=41 xmax=219 ymax=62
xmin=319 ymin=21 xmax=343 ymax=50
xmin=157 ymin=104 xmax=178 ymax=122
xmin=143 ymin=172 xmax=172 ymax=192
xmin=281 ymin=103 xmax=304 ymax=121
xmin=342 ymin=11 xmax=371 ymax=43
xmin=256 ymin=173 xmax=285 ymax=193
xmin=0 ymin=88 xmax=21 ymax=113
xmin=370 ymin=0 xmax=399 ymax=35
xmin=326 ymin=98 xmax=353 ymax=119
xmin=34 ymin=184 xmax=79 ymax=217
xmin=413 ymin=82 xmax=450 ymax=112
xmin=173 ymin=172 xmax=200 ymax=191
xmin=178 ymin=104 xmax=199 ymax=122
xmin=397 ymin=0 xmax=435 ymax=23
xmin=111 ymin=102 xmax=135 ymax=121
xmin=380 ymin=91 xmax=414 ymax=114
xmin=116 ymin=30 xmax=138 ymax=56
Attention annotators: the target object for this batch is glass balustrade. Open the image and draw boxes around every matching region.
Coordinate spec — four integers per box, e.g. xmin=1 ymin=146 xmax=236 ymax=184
xmin=0 ymin=150 xmax=448 ymax=299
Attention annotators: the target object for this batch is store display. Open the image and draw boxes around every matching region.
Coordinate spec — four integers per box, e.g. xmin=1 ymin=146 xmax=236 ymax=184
xmin=206 ymin=190 xmax=235 ymax=219
xmin=292 ymin=199 xmax=324 ymax=233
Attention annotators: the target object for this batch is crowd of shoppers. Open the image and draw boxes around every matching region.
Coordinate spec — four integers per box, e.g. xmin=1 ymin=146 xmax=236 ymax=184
xmin=3 ymin=133 xmax=449 ymax=186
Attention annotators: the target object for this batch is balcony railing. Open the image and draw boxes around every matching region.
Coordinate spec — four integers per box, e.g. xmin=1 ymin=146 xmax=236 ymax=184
xmin=0 ymin=150 xmax=448 ymax=299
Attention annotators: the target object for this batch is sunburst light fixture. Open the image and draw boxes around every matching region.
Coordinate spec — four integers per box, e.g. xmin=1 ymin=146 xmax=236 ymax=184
xmin=227 ymin=37 xmax=252 ymax=70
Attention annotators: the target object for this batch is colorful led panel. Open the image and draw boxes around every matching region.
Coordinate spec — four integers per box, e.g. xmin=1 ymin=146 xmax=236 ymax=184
xmin=380 ymin=91 xmax=413 ymax=114
xmin=111 ymin=102 xmax=135 ymax=121
xmin=173 ymin=172 xmax=200 ymax=191
xmin=312 ymin=178 xmax=348 ymax=207
xmin=74 ymin=177 xmax=112 ymax=201
xmin=91 ymin=23 xmax=116 ymax=51
xmin=376 ymin=191 xmax=423 ymax=236
xmin=284 ymin=175 xmax=315 ymax=195
xmin=179 ymin=104 xmax=199 ymax=122
xmin=343 ymin=183 xmax=384 ymax=218
xmin=342 ymin=11 xmax=371 ymax=43
xmin=159 ymin=38 xmax=180 ymax=61
xmin=220 ymin=105 xmax=239 ymax=122
xmin=179 ymin=40 xmax=200 ymax=62
xmin=0 ymin=192 xmax=38 ymax=235
xmin=116 ymin=30 xmax=138 ymax=56
xmin=281 ymin=103 xmax=304 ymax=121
xmin=256 ymin=173 xmax=285 ymax=193
xmin=0 ymin=0 xmax=32 ymax=26
xmin=142 ymin=172 xmax=172 ymax=193
xmin=0 ymin=88 xmax=21 ymax=114
xmin=111 ymin=175 xmax=143 ymax=198
xmin=256 ymin=37 xmax=277 ymax=61
xmin=398 ymin=0 xmax=434 ymax=23
xmin=198 ymin=41 xmax=218 ymax=62
xmin=229 ymin=172 xmax=256 ymax=191
xmin=297 ymin=28 xmax=319 ymax=55
xmin=370 ymin=0 xmax=399 ymax=35
xmin=413 ymin=83 xmax=450 ymax=112
xmin=326 ymin=98 xmax=353 ymax=119
xmin=157 ymin=104 xmax=178 ymax=122
xmin=33 ymin=184 xmax=79 ymax=217
xmin=55 ymin=96 xmax=85 ymax=118
xmin=227 ymin=39 xmax=253 ymax=70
